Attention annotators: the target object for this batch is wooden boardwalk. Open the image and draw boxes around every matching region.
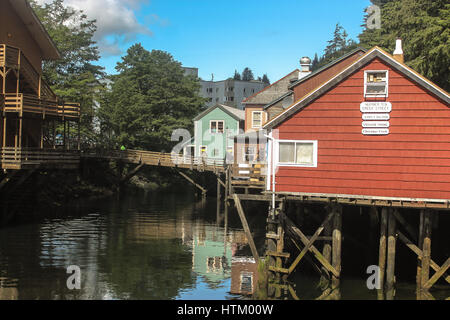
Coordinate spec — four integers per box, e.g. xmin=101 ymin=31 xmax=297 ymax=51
xmin=81 ymin=149 xmax=226 ymax=173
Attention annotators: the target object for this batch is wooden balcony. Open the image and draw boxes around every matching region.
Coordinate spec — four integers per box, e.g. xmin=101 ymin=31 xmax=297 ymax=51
xmin=231 ymin=163 xmax=266 ymax=188
xmin=1 ymin=93 xmax=80 ymax=119
xmin=0 ymin=44 xmax=56 ymax=100
xmin=1 ymin=147 xmax=80 ymax=170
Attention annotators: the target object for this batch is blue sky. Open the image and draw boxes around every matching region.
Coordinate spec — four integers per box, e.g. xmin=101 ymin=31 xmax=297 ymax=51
xmin=90 ymin=0 xmax=372 ymax=82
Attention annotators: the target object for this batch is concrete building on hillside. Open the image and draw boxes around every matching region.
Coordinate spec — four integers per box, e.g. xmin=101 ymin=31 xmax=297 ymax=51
xmin=200 ymin=79 xmax=266 ymax=110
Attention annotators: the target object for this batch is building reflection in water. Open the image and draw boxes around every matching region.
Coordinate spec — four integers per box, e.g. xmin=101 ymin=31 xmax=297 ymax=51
xmin=0 ymin=195 xmax=261 ymax=300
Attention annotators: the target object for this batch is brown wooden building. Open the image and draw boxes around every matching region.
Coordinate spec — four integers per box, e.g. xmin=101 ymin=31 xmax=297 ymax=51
xmin=0 ymin=0 xmax=80 ymax=170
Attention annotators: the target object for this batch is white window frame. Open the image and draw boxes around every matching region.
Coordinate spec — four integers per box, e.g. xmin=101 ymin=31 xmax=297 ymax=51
xmin=210 ymin=120 xmax=224 ymax=134
xmin=275 ymin=140 xmax=318 ymax=168
xmin=364 ymin=70 xmax=389 ymax=98
xmin=240 ymin=271 xmax=254 ymax=293
xmin=252 ymin=111 xmax=263 ymax=129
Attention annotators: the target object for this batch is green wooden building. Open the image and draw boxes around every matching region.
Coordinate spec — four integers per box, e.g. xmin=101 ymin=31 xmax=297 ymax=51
xmin=187 ymin=104 xmax=244 ymax=161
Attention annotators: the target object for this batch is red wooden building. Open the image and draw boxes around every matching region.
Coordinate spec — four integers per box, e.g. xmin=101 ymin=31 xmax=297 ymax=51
xmin=264 ymin=45 xmax=450 ymax=205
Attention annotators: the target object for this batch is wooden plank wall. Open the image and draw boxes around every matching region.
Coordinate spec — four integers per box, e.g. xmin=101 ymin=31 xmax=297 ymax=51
xmin=275 ymin=57 xmax=450 ymax=200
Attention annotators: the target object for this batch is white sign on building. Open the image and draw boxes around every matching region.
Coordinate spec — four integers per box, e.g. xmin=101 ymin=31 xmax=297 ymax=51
xmin=360 ymin=102 xmax=392 ymax=113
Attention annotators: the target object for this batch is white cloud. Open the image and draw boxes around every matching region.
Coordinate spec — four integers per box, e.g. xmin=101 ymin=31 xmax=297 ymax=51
xmin=36 ymin=0 xmax=156 ymax=57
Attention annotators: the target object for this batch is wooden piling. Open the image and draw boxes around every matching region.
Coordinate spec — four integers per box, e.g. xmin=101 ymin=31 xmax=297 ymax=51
xmin=386 ymin=209 xmax=397 ymax=299
xmin=421 ymin=210 xmax=432 ymax=292
xmin=233 ymin=194 xmax=260 ymax=262
xmin=320 ymin=209 xmax=332 ymax=283
xmin=331 ymin=204 xmax=342 ymax=290
xmin=378 ymin=207 xmax=388 ymax=299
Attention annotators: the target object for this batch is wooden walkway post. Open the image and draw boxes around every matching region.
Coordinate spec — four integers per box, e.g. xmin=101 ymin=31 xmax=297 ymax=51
xmin=420 ymin=210 xmax=432 ymax=292
xmin=233 ymin=194 xmax=260 ymax=262
xmin=386 ymin=209 xmax=397 ymax=300
xmin=378 ymin=207 xmax=388 ymax=299
xmin=331 ymin=204 xmax=342 ymax=290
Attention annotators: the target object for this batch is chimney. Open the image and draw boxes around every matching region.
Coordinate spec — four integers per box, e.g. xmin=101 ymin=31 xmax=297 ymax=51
xmin=299 ymin=56 xmax=312 ymax=80
xmin=393 ymin=39 xmax=404 ymax=63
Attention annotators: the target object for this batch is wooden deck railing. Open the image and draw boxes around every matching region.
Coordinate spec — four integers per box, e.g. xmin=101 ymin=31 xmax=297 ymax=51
xmin=0 ymin=147 xmax=80 ymax=169
xmin=1 ymin=93 xmax=80 ymax=119
xmin=0 ymin=44 xmax=56 ymax=100
xmin=82 ymin=149 xmax=226 ymax=172
xmin=231 ymin=163 xmax=266 ymax=186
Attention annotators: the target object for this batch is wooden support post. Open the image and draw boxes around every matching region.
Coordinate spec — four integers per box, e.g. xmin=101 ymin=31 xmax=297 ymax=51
xmin=331 ymin=205 xmax=342 ymax=290
xmin=224 ymin=167 xmax=229 ymax=201
xmin=421 ymin=210 xmax=432 ymax=292
xmin=63 ymin=120 xmax=66 ymax=150
xmin=53 ymin=120 xmax=56 ymax=149
xmin=120 ymin=162 xmax=145 ymax=184
xmin=77 ymin=121 xmax=81 ymax=150
xmin=18 ymin=118 xmax=22 ymax=148
xmin=417 ymin=210 xmax=425 ymax=290
xmin=386 ymin=209 xmax=397 ymax=299
xmin=378 ymin=207 xmax=388 ymax=299
xmin=177 ymin=170 xmax=207 ymax=197
xmin=288 ymin=210 xmax=335 ymax=274
xmin=3 ymin=117 xmax=6 ymax=148
xmin=423 ymin=258 xmax=450 ymax=291
xmin=217 ymin=177 xmax=221 ymax=202
xmin=320 ymin=214 xmax=332 ymax=287
xmin=232 ymin=194 xmax=259 ymax=262
xmin=40 ymin=119 xmax=44 ymax=149
xmin=67 ymin=121 xmax=70 ymax=150
xmin=397 ymin=231 xmax=450 ymax=285
xmin=281 ymin=211 xmax=339 ymax=278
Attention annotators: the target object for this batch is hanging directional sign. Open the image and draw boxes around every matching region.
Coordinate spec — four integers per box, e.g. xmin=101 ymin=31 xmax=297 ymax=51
xmin=362 ymin=128 xmax=390 ymax=135
xmin=362 ymin=113 xmax=390 ymax=121
xmin=362 ymin=121 xmax=390 ymax=128
xmin=360 ymin=102 xmax=392 ymax=113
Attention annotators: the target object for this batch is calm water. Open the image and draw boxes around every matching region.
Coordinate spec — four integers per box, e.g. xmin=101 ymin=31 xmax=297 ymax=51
xmin=0 ymin=192 xmax=448 ymax=300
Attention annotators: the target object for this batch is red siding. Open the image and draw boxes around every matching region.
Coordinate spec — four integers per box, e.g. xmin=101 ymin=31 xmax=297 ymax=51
xmin=275 ymin=58 xmax=450 ymax=200
xmin=293 ymin=50 xmax=365 ymax=101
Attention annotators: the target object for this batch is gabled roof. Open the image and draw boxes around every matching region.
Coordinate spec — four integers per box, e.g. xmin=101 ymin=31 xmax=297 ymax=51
xmin=193 ymin=104 xmax=245 ymax=121
xmin=288 ymin=47 xmax=367 ymax=89
xmin=9 ymin=0 xmax=60 ymax=60
xmin=263 ymin=91 xmax=293 ymax=110
xmin=264 ymin=47 xmax=450 ymax=130
xmin=242 ymin=69 xmax=300 ymax=105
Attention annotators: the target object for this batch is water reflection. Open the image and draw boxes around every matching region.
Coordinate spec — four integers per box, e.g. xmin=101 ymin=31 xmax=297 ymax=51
xmin=0 ymin=193 xmax=259 ymax=300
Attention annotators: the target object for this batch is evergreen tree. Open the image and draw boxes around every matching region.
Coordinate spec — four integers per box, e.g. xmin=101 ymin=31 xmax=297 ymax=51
xmin=30 ymin=0 xmax=105 ymax=145
xmin=242 ymin=67 xmax=254 ymax=81
xmin=233 ymin=70 xmax=241 ymax=80
xmin=313 ymin=24 xmax=359 ymax=71
xmin=311 ymin=53 xmax=319 ymax=70
xmin=359 ymin=0 xmax=449 ymax=91
xmin=261 ymin=74 xmax=270 ymax=86
xmin=98 ymin=44 xmax=206 ymax=151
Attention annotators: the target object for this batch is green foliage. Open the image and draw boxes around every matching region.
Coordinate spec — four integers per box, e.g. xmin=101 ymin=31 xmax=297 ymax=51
xmin=312 ymin=24 xmax=359 ymax=71
xmin=242 ymin=67 xmax=255 ymax=81
xmin=359 ymin=0 xmax=449 ymax=91
xmin=98 ymin=44 xmax=206 ymax=151
xmin=233 ymin=70 xmax=241 ymax=80
xmin=261 ymin=74 xmax=270 ymax=86
xmin=30 ymin=0 xmax=105 ymax=145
